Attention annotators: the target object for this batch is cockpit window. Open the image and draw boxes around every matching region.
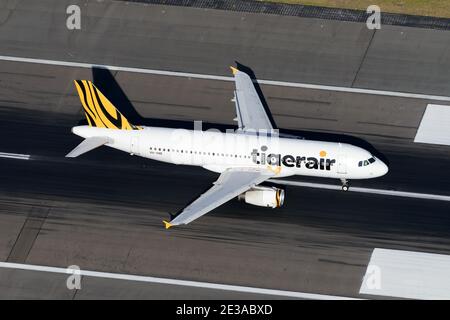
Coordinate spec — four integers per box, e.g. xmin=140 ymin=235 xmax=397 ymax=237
xmin=358 ymin=157 xmax=376 ymax=167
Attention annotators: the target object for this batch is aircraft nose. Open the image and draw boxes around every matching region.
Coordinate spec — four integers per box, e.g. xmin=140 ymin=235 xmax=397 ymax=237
xmin=375 ymin=157 xmax=389 ymax=177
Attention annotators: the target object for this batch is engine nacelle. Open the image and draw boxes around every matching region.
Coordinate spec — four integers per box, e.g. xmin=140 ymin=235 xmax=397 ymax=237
xmin=238 ymin=186 xmax=285 ymax=208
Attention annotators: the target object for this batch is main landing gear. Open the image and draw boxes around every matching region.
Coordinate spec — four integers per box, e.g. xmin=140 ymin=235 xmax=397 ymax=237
xmin=340 ymin=178 xmax=350 ymax=192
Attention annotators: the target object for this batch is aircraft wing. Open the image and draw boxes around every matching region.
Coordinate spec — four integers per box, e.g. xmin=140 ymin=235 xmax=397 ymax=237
xmin=231 ymin=67 xmax=275 ymax=131
xmin=164 ymin=167 xmax=275 ymax=228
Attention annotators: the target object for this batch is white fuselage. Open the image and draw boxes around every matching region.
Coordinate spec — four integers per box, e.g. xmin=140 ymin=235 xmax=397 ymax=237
xmin=72 ymin=126 xmax=388 ymax=180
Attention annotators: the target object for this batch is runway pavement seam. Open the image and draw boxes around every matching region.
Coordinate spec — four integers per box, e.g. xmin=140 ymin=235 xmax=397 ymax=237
xmin=6 ymin=206 xmax=51 ymax=263
xmin=351 ymin=29 xmax=376 ymax=88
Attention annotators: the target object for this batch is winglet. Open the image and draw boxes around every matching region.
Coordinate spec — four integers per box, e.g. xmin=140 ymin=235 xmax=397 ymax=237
xmin=267 ymin=165 xmax=282 ymax=175
xmin=163 ymin=220 xmax=173 ymax=230
xmin=230 ymin=66 xmax=239 ymax=75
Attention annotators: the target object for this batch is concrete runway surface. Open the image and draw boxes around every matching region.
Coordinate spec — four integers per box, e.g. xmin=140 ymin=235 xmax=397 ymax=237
xmin=0 ymin=0 xmax=449 ymax=299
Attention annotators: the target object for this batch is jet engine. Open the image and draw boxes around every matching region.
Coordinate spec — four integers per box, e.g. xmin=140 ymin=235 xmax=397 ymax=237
xmin=238 ymin=186 xmax=285 ymax=208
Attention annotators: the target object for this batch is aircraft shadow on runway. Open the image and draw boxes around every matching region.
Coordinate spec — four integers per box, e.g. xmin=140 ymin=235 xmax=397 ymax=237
xmin=90 ymin=66 xmax=388 ymax=165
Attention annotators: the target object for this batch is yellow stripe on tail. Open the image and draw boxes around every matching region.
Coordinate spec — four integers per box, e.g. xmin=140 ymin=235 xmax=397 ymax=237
xmin=73 ymin=80 xmax=141 ymax=130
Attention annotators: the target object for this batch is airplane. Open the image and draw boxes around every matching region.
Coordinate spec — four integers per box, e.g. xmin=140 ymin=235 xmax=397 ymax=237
xmin=66 ymin=66 xmax=389 ymax=229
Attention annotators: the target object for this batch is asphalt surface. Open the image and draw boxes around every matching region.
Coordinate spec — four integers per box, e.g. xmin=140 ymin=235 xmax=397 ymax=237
xmin=1 ymin=0 xmax=450 ymax=95
xmin=0 ymin=269 xmax=294 ymax=300
xmin=0 ymin=0 xmax=450 ymax=300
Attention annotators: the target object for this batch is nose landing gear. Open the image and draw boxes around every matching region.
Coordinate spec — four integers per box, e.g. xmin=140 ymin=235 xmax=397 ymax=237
xmin=340 ymin=178 xmax=350 ymax=191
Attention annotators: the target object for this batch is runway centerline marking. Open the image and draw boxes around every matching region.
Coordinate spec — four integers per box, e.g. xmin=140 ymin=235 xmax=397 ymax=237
xmin=0 ymin=262 xmax=358 ymax=300
xmin=2 ymin=149 xmax=447 ymax=202
xmin=270 ymin=180 xmax=450 ymax=202
xmin=2 ymin=150 xmax=447 ymax=202
xmin=1 ymin=55 xmax=450 ymax=102
xmin=0 ymin=152 xmax=30 ymax=160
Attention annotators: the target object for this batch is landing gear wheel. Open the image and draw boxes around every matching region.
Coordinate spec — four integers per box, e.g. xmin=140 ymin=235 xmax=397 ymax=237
xmin=340 ymin=179 xmax=350 ymax=192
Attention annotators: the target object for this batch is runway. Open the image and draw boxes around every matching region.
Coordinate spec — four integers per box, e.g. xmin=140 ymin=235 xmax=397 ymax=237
xmin=0 ymin=262 xmax=357 ymax=300
xmin=0 ymin=0 xmax=450 ymax=299
xmin=1 ymin=62 xmax=450 ymax=299
xmin=1 ymin=0 xmax=450 ymax=95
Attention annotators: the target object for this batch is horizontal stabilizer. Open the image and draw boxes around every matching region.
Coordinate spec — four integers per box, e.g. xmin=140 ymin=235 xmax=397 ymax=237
xmin=65 ymin=136 xmax=109 ymax=158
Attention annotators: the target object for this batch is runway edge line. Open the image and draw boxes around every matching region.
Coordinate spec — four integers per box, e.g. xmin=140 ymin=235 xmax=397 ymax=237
xmin=1 ymin=55 xmax=450 ymax=102
xmin=0 ymin=262 xmax=360 ymax=300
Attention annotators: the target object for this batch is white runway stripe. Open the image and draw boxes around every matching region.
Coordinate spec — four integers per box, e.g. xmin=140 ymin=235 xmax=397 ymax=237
xmin=1 ymin=55 xmax=450 ymax=102
xmin=270 ymin=180 xmax=450 ymax=202
xmin=0 ymin=262 xmax=358 ymax=300
xmin=0 ymin=152 xmax=30 ymax=160
xmin=414 ymin=104 xmax=450 ymax=146
xmin=360 ymin=248 xmax=450 ymax=299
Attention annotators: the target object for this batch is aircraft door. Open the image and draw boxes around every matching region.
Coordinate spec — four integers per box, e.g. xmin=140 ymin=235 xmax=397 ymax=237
xmin=131 ymin=135 xmax=139 ymax=155
xmin=337 ymin=143 xmax=347 ymax=174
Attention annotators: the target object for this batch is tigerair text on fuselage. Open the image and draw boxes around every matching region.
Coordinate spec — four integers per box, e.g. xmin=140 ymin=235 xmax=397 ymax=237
xmin=251 ymin=145 xmax=336 ymax=170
